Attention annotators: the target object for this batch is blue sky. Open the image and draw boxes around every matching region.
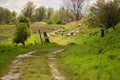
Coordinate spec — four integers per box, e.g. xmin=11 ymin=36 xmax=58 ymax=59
xmin=0 ymin=0 xmax=96 ymax=14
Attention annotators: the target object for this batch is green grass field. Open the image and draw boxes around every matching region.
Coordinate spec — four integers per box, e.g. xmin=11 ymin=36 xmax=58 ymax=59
xmin=56 ymin=24 xmax=120 ymax=80
xmin=18 ymin=44 xmax=64 ymax=80
xmin=0 ymin=24 xmax=64 ymax=77
xmin=0 ymin=23 xmax=120 ymax=80
xmin=0 ymin=43 xmax=60 ymax=77
xmin=0 ymin=24 xmax=64 ymax=42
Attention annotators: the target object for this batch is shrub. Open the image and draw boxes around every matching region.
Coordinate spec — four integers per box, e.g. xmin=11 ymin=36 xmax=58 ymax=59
xmin=56 ymin=20 xmax=63 ymax=24
xmin=47 ymin=20 xmax=53 ymax=24
xmin=13 ymin=16 xmax=31 ymax=45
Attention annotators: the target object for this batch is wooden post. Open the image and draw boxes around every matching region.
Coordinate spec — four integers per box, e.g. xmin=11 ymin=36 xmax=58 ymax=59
xmin=101 ymin=29 xmax=105 ymax=37
xmin=43 ymin=32 xmax=50 ymax=43
xmin=39 ymin=30 xmax=43 ymax=44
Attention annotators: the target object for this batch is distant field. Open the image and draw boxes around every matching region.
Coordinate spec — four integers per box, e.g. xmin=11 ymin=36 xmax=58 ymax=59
xmin=0 ymin=36 xmax=10 ymax=41
xmin=0 ymin=25 xmax=15 ymax=37
xmin=0 ymin=24 xmax=64 ymax=42
xmin=31 ymin=24 xmax=64 ymax=34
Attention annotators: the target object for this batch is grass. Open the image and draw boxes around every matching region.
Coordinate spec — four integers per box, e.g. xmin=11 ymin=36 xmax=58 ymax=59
xmin=0 ymin=43 xmax=59 ymax=77
xmin=0 ymin=22 xmax=120 ymax=80
xmin=50 ymin=23 xmax=100 ymax=45
xmin=56 ymin=25 xmax=120 ymax=80
xmin=18 ymin=45 xmax=64 ymax=80
xmin=0 ymin=24 xmax=64 ymax=41
xmin=0 ymin=24 xmax=64 ymax=77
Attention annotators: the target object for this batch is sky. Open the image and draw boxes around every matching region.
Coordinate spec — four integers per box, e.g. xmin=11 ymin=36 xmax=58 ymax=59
xmin=0 ymin=0 xmax=96 ymax=15
xmin=0 ymin=0 xmax=63 ymax=14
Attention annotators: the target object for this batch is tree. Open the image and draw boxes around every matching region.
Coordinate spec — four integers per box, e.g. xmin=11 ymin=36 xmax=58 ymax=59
xmin=13 ymin=16 xmax=31 ymax=45
xmin=90 ymin=0 xmax=120 ymax=29
xmin=10 ymin=11 xmax=17 ymax=24
xmin=21 ymin=1 xmax=35 ymax=22
xmin=58 ymin=7 xmax=67 ymax=22
xmin=50 ymin=11 xmax=60 ymax=23
xmin=35 ymin=6 xmax=46 ymax=21
xmin=0 ymin=7 xmax=4 ymax=23
xmin=64 ymin=0 xmax=86 ymax=20
xmin=89 ymin=0 xmax=120 ymax=37
xmin=46 ymin=7 xmax=54 ymax=20
xmin=0 ymin=7 xmax=17 ymax=24
xmin=4 ymin=9 xmax=11 ymax=24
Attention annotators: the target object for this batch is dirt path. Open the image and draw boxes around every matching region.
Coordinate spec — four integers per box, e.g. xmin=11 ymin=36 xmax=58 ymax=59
xmin=0 ymin=49 xmax=66 ymax=80
xmin=0 ymin=50 xmax=37 ymax=80
xmin=47 ymin=49 xmax=66 ymax=80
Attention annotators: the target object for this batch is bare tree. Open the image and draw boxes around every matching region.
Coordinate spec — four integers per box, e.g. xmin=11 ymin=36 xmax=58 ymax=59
xmin=64 ymin=0 xmax=86 ymax=20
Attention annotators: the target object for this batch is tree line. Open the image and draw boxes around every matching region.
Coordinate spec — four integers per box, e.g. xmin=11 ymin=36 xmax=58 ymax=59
xmin=88 ymin=0 xmax=120 ymax=37
xmin=20 ymin=1 xmax=82 ymax=24
xmin=0 ymin=0 xmax=89 ymax=24
xmin=0 ymin=7 xmax=16 ymax=24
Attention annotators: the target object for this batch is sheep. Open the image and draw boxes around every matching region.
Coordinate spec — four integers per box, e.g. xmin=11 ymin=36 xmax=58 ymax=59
xmin=50 ymin=33 xmax=55 ymax=37
xmin=76 ymin=30 xmax=80 ymax=33
xmin=55 ymin=31 xmax=58 ymax=34
xmin=66 ymin=33 xmax=71 ymax=36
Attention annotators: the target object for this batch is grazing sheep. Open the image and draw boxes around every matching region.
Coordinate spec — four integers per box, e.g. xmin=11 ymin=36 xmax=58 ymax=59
xmin=66 ymin=33 xmax=71 ymax=36
xmin=61 ymin=32 xmax=64 ymax=35
xmin=76 ymin=30 xmax=80 ymax=33
xmin=70 ymin=31 xmax=74 ymax=36
xmin=51 ymin=28 xmax=55 ymax=30
xmin=50 ymin=33 xmax=55 ymax=37
xmin=55 ymin=31 xmax=58 ymax=34
xmin=57 ymin=29 xmax=64 ymax=33
xmin=73 ymin=33 xmax=76 ymax=36
xmin=77 ymin=24 xmax=82 ymax=27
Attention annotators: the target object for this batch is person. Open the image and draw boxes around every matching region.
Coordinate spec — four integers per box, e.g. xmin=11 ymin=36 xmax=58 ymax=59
xmin=43 ymin=32 xmax=50 ymax=43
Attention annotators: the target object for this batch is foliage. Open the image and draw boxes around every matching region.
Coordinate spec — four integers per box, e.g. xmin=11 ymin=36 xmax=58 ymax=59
xmin=0 ymin=7 xmax=17 ymax=24
xmin=46 ymin=7 xmax=54 ymax=20
xmin=49 ymin=11 xmax=60 ymax=23
xmin=64 ymin=0 xmax=86 ymax=20
xmin=46 ymin=20 xmax=53 ymax=24
xmin=35 ymin=6 xmax=46 ymax=21
xmin=21 ymin=1 xmax=35 ymax=22
xmin=13 ymin=16 xmax=31 ymax=45
xmin=10 ymin=11 xmax=17 ymax=24
xmin=56 ymin=20 xmax=63 ymax=24
xmin=49 ymin=7 xmax=73 ymax=24
xmin=90 ymin=0 xmax=120 ymax=29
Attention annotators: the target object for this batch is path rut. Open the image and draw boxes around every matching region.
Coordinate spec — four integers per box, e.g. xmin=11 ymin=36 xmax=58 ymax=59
xmin=0 ymin=50 xmax=37 ymax=80
xmin=47 ymin=49 xmax=66 ymax=80
xmin=0 ymin=49 xmax=66 ymax=80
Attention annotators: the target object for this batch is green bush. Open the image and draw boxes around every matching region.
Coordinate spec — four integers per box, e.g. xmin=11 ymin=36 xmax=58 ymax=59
xmin=13 ymin=16 xmax=31 ymax=45
xmin=56 ymin=20 xmax=63 ymax=24
xmin=47 ymin=20 xmax=53 ymax=24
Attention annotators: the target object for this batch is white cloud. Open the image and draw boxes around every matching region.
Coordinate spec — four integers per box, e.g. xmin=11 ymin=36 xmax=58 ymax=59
xmin=0 ymin=0 xmax=96 ymax=15
xmin=0 ymin=0 xmax=63 ymax=15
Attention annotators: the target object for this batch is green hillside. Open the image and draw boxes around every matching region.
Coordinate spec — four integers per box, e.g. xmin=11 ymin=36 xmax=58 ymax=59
xmin=56 ymin=24 xmax=120 ymax=80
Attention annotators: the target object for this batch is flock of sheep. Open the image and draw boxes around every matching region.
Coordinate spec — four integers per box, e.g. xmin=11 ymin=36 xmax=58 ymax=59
xmin=49 ymin=28 xmax=81 ymax=37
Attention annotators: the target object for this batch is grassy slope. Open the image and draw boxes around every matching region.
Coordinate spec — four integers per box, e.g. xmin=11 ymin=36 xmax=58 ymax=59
xmin=56 ymin=25 xmax=120 ymax=80
xmin=50 ymin=23 xmax=100 ymax=45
